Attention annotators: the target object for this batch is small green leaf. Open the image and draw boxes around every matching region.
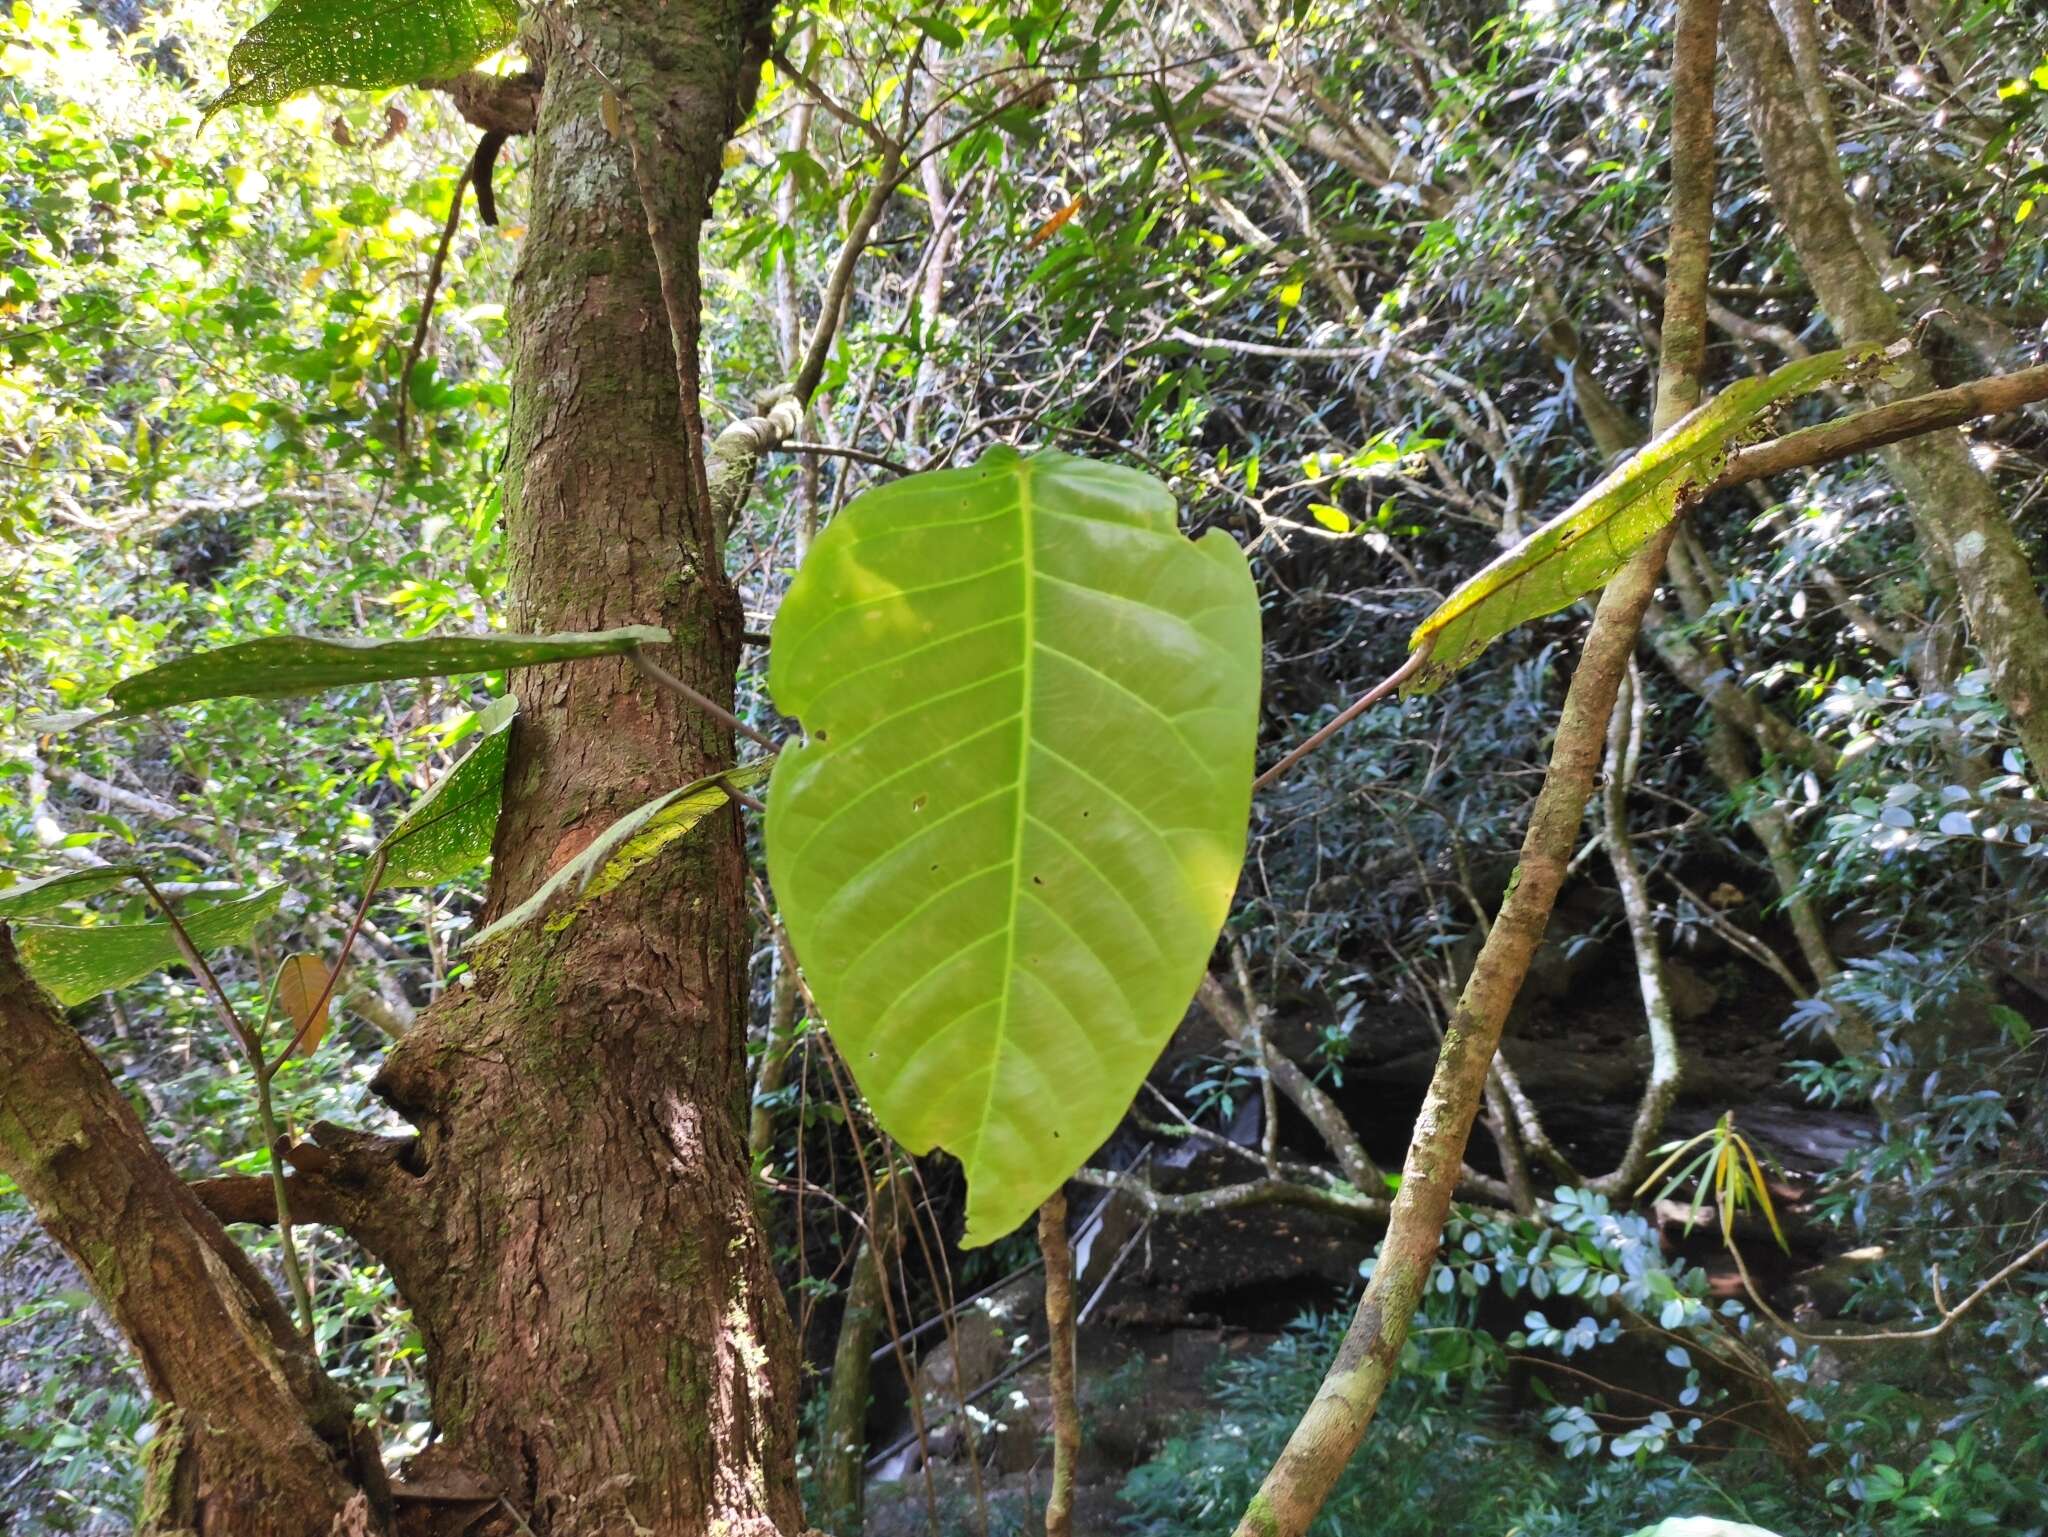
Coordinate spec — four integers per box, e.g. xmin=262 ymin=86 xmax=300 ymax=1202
xmin=470 ymin=761 xmax=770 ymax=948
xmin=1308 ymin=503 xmax=1352 ymax=534
xmin=766 ymin=448 xmax=1261 ymax=1246
xmin=0 ymin=866 xmax=144 ymax=919
xmin=103 ymin=628 xmax=666 ymax=716
xmin=911 ymin=13 xmax=966 ymax=47
xmin=1407 ymin=346 xmax=1877 ymax=692
xmin=375 ymin=695 xmax=518 ymax=889
xmin=14 ymin=888 xmax=285 ymax=1006
xmin=206 ymin=0 xmax=520 ymax=119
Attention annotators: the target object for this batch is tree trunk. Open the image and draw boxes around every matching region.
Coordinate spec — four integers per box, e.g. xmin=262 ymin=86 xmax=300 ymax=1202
xmin=1727 ymin=0 xmax=2048 ymax=783
xmin=311 ymin=3 xmax=807 ymax=1530
xmin=0 ymin=928 xmax=383 ymax=1536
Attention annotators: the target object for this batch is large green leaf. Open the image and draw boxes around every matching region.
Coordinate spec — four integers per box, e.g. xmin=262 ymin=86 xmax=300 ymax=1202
xmin=1407 ymin=346 xmax=1877 ymax=692
xmin=206 ymin=0 xmax=519 ymax=119
xmin=14 ymin=887 xmax=285 ymax=1006
xmin=469 ymin=761 xmax=771 ymax=948
xmin=0 ymin=866 xmax=144 ymax=919
xmin=765 ymin=448 xmax=1261 ymax=1246
xmin=376 ymin=695 xmax=517 ymax=889
xmin=104 ymin=627 xmax=665 ymax=716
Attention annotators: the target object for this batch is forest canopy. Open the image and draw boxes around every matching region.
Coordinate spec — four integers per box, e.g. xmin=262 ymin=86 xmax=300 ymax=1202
xmin=0 ymin=0 xmax=2045 ymax=1534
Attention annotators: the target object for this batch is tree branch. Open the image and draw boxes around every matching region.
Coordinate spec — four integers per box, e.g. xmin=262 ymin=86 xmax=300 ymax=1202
xmin=1713 ymin=362 xmax=2048 ymax=489
xmin=421 ymin=70 xmax=541 ymax=135
xmin=0 ymin=926 xmax=387 ymax=1532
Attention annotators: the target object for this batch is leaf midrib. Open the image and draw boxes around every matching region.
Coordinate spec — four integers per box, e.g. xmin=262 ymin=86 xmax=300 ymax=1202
xmin=975 ymin=461 xmax=1038 ymax=1174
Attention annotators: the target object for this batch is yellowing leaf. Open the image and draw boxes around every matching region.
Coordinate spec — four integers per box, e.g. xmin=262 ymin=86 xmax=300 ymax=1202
xmin=470 ymin=760 xmax=770 ymax=948
xmin=1308 ymin=503 xmax=1352 ymax=534
xmin=1406 ymin=346 xmax=1877 ymax=692
xmin=274 ymin=952 xmax=334 ymax=1059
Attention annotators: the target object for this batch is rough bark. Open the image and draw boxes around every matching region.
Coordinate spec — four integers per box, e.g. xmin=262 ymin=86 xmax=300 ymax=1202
xmin=297 ymin=4 xmax=807 ymax=1532
xmin=0 ymin=927 xmax=382 ymax=1537
xmin=1728 ymin=0 xmax=2048 ymax=783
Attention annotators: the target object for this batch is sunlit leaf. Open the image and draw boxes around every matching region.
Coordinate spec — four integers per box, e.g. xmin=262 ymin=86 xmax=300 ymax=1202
xmin=765 ymin=448 xmax=1261 ymax=1246
xmin=0 ymin=866 xmax=143 ymax=919
xmin=273 ymin=951 xmax=334 ymax=1059
xmin=14 ymin=888 xmax=285 ymax=1006
xmin=206 ymin=0 xmax=520 ymax=119
xmin=103 ymin=628 xmax=666 ymax=716
xmin=376 ymin=694 xmax=517 ymax=889
xmin=470 ymin=761 xmax=771 ymax=948
xmin=1407 ymin=347 xmax=1878 ymax=692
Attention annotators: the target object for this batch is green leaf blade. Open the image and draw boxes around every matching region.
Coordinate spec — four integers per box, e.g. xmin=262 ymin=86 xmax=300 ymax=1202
xmin=1406 ymin=346 xmax=1876 ymax=692
xmin=207 ymin=0 xmax=520 ymax=118
xmin=766 ymin=448 xmax=1261 ymax=1247
xmin=15 ymin=887 xmax=285 ymax=1006
xmin=104 ymin=627 xmax=666 ymax=716
xmin=375 ymin=695 xmax=518 ymax=890
xmin=0 ymin=867 xmax=144 ymax=920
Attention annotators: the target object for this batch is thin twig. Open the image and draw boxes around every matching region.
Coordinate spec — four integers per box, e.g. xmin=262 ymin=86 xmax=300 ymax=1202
xmin=1252 ymin=647 xmax=1430 ymax=791
xmin=395 ymin=164 xmax=475 ymax=457
xmin=629 ymin=649 xmax=778 ymax=750
xmin=134 ymin=875 xmax=315 ymax=1338
xmin=1730 ymin=1225 xmax=2048 ymax=1344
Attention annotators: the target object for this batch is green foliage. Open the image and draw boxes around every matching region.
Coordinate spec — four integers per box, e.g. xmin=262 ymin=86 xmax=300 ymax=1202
xmin=14 ymin=886 xmax=283 ymax=1005
xmin=1406 ymin=347 xmax=1878 ymax=692
xmin=1120 ymin=1309 xmax=1545 ymax=1537
xmin=103 ymin=628 xmax=666 ymax=715
xmin=0 ymin=867 xmax=146 ymax=919
xmin=1636 ymin=1112 xmax=1789 ymax=1253
xmin=208 ymin=0 xmax=519 ymax=118
xmin=374 ymin=692 xmax=515 ymax=888
xmin=765 ymin=448 xmax=1262 ymax=1244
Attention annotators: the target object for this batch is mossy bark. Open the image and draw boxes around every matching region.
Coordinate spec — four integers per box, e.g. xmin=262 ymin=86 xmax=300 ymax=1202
xmin=1728 ymin=0 xmax=2048 ymax=783
xmin=316 ymin=3 xmax=806 ymax=1531
xmin=0 ymin=928 xmax=381 ymax=1536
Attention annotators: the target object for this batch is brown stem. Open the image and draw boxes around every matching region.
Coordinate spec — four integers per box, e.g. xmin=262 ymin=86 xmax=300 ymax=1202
xmin=1714 ymin=362 xmax=2048 ymax=488
xmin=135 ymin=875 xmax=317 ymax=1336
xmin=394 ymin=162 xmax=475 ymax=458
xmin=628 ymin=648 xmax=777 ymax=750
xmin=1038 ymin=1191 xmax=1079 ymax=1537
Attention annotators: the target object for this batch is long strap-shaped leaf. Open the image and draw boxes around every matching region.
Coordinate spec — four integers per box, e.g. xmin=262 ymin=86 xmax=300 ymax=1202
xmin=1406 ymin=345 xmax=1881 ymax=692
xmin=766 ymin=448 xmax=1261 ymax=1246
xmin=102 ymin=627 xmax=665 ymax=716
